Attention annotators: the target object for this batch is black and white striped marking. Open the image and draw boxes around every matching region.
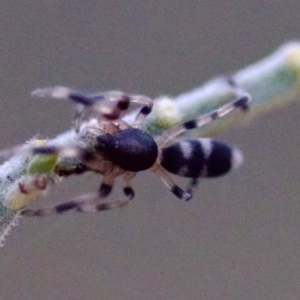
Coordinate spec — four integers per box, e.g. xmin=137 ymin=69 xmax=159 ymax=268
xmin=161 ymin=138 xmax=243 ymax=178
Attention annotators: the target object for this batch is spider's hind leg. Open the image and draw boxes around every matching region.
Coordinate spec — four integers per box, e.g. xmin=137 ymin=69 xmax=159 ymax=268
xmin=186 ymin=178 xmax=199 ymax=196
xmin=156 ymin=92 xmax=251 ymax=148
xmin=151 ymin=165 xmax=192 ymax=201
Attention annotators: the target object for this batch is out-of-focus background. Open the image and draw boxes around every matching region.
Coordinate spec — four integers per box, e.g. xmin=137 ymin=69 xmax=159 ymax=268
xmin=1 ymin=2 xmax=300 ymax=299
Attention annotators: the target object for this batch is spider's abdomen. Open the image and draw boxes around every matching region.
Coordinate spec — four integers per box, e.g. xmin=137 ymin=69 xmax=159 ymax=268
xmin=96 ymin=128 xmax=158 ymax=172
xmin=161 ymin=138 xmax=243 ymax=178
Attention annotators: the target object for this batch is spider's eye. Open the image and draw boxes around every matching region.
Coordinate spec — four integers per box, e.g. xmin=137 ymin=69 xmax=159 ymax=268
xmin=161 ymin=138 xmax=243 ymax=178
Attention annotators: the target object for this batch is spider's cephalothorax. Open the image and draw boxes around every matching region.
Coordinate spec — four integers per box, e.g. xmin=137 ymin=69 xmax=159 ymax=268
xmin=95 ymin=128 xmax=158 ymax=172
xmin=21 ymin=84 xmax=251 ymax=216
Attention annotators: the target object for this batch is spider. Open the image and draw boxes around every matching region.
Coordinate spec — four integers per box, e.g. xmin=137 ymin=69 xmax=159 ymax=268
xmin=21 ymin=83 xmax=251 ymax=216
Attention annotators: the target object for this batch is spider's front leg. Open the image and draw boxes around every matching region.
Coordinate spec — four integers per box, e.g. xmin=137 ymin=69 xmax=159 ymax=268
xmin=21 ymin=172 xmax=137 ymax=216
xmin=20 ymin=175 xmax=114 ymax=216
xmin=31 ymin=86 xmax=153 ymax=132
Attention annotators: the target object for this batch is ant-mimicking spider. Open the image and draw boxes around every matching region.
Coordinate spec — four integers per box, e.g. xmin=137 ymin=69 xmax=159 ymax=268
xmin=20 ymin=81 xmax=250 ymax=216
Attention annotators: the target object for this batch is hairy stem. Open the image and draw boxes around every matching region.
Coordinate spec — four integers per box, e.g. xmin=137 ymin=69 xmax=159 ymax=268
xmin=1 ymin=41 xmax=300 ymax=247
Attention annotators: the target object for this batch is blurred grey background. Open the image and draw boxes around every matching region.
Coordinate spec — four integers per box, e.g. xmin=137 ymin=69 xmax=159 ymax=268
xmin=1 ymin=1 xmax=300 ymax=300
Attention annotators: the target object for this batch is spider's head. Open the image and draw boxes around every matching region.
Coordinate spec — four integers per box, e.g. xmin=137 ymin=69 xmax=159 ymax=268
xmin=95 ymin=128 xmax=158 ymax=172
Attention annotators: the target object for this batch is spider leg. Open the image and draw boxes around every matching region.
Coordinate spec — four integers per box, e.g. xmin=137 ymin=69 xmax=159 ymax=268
xmin=81 ymin=172 xmax=136 ymax=212
xmin=186 ymin=178 xmax=199 ymax=196
xmin=151 ymin=165 xmax=192 ymax=201
xmin=31 ymin=86 xmax=153 ymax=132
xmin=157 ymin=93 xmax=251 ymax=148
xmin=21 ymin=193 xmax=97 ymax=216
xmin=122 ymin=172 xmax=136 ymax=200
xmin=226 ymin=77 xmax=250 ymax=106
xmin=130 ymin=95 xmax=153 ymax=129
xmin=21 ymin=174 xmax=114 ymax=216
xmin=21 ymin=172 xmax=137 ymax=216
xmin=31 ymin=87 xmax=128 ymax=132
xmin=31 ymin=86 xmax=105 ymax=106
xmin=87 ymin=92 xmax=153 ymax=130
xmin=74 ymin=172 xmax=136 ymax=211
